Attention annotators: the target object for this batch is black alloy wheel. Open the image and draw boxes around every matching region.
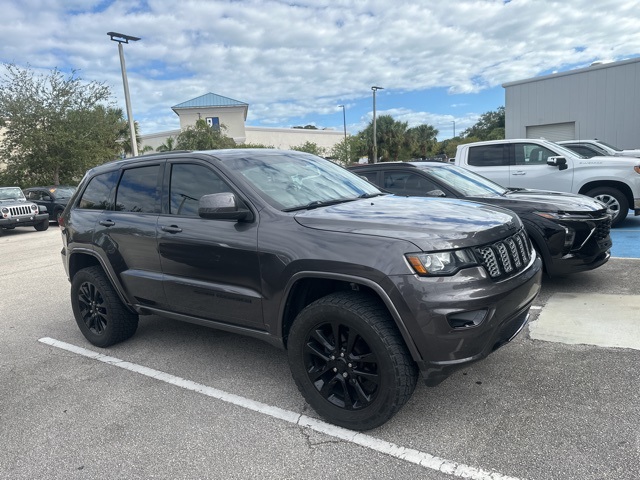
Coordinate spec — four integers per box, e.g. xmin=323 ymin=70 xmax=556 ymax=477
xmin=71 ymin=266 xmax=138 ymax=347
xmin=288 ymin=291 xmax=417 ymax=431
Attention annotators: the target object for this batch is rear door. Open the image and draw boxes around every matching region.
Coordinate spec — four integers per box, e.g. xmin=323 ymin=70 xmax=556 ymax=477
xmin=464 ymin=144 xmax=511 ymax=187
xmin=157 ymin=159 xmax=263 ymax=328
xmin=92 ymin=163 xmax=166 ymax=308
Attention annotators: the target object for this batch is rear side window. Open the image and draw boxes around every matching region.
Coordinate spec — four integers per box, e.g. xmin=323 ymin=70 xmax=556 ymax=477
xmin=77 ymin=171 xmax=119 ymax=210
xmin=115 ymin=165 xmax=161 ymax=213
xmin=467 ymin=145 xmax=508 ymax=166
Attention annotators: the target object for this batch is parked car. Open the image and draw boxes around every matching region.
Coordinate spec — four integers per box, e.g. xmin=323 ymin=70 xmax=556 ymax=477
xmin=60 ymin=149 xmax=542 ymax=430
xmin=556 ymin=142 xmax=608 ymax=158
xmin=0 ymin=186 xmax=50 ymax=234
xmin=454 ymin=138 xmax=640 ymax=226
xmin=23 ymin=185 xmax=76 ymax=223
xmin=557 ymin=139 xmax=640 ymax=158
xmin=349 ymin=162 xmax=612 ymax=277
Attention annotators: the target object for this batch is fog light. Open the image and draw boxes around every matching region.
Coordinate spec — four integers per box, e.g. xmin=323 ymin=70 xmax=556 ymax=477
xmin=447 ymin=309 xmax=488 ymax=329
xmin=563 ymin=226 xmax=576 ymax=250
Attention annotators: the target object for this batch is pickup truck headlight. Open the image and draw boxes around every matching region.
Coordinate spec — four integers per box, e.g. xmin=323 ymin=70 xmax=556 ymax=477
xmin=406 ymin=249 xmax=477 ymax=276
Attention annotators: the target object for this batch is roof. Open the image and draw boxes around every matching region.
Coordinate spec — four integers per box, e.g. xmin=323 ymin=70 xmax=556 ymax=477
xmin=172 ymin=93 xmax=248 ymax=110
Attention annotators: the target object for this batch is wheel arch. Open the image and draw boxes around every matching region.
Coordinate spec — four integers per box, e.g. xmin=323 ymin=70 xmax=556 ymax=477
xmin=578 ymin=180 xmax=633 ymax=207
xmin=68 ymin=250 xmax=136 ymax=313
xmin=278 ymin=272 xmax=421 ymax=362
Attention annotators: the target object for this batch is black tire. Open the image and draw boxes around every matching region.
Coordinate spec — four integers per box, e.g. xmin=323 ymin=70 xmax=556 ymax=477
xmin=586 ymin=187 xmax=628 ymax=227
xmin=34 ymin=219 xmax=49 ymax=231
xmin=287 ymin=291 xmax=418 ymax=431
xmin=71 ymin=266 xmax=138 ymax=347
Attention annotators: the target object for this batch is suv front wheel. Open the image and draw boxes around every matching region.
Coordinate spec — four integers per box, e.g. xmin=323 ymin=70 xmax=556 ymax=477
xmin=71 ymin=266 xmax=139 ymax=347
xmin=287 ymin=291 xmax=418 ymax=431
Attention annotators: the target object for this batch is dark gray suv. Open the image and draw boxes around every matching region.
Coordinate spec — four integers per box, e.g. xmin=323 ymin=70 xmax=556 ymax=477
xmin=60 ymin=149 xmax=542 ymax=430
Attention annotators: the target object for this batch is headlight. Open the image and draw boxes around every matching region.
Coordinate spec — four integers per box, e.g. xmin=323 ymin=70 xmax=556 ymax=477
xmin=1 ymin=207 xmax=7 ymax=214
xmin=406 ymin=249 xmax=478 ymax=276
xmin=31 ymin=204 xmax=38 ymax=211
xmin=533 ymin=211 xmax=592 ymax=220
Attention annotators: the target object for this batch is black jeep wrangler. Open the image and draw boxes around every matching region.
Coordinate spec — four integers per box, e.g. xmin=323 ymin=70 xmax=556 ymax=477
xmin=60 ymin=149 xmax=542 ymax=430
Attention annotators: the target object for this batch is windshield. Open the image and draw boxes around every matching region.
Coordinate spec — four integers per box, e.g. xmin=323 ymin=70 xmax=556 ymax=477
xmin=595 ymin=140 xmax=622 ymax=151
xmin=421 ymin=165 xmax=507 ymax=196
xmin=53 ymin=186 xmax=76 ymax=198
xmin=0 ymin=187 xmax=26 ymax=201
xmin=551 ymin=142 xmax=587 ymax=158
xmin=222 ymin=152 xmax=382 ymax=210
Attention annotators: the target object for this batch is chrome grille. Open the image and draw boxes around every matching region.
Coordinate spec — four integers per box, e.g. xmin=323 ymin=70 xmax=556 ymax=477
xmin=475 ymin=229 xmax=531 ymax=280
xmin=9 ymin=205 xmax=33 ymax=216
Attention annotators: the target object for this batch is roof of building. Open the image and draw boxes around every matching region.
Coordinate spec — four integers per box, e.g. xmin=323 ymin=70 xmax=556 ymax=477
xmin=172 ymin=93 xmax=248 ymax=110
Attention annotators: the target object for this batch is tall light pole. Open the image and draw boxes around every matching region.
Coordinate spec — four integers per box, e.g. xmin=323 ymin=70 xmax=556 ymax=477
xmin=371 ymin=86 xmax=383 ymax=163
xmin=452 ymin=120 xmax=456 ymax=138
xmin=108 ymin=31 xmax=140 ymax=157
xmin=338 ymin=105 xmax=347 ymax=141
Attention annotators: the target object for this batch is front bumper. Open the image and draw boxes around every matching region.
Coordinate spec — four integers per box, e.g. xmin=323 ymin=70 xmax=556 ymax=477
xmin=387 ymin=255 xmax=543 ymax=386
xmin=0 ymin=213 xmax=49 ymax=228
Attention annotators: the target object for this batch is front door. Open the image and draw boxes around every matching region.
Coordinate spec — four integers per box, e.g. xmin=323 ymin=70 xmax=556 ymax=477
xmin=157 ymin=160 xmax=263 ymax=329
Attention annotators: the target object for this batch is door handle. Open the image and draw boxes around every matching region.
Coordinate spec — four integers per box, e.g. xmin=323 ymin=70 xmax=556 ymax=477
xmin=511 ymin=171 xmax=526 ymax=175
xmin=161 ymin=225 xmax=183 ymax=233
xmin=99 ymin=220 xmax=115 ymax=227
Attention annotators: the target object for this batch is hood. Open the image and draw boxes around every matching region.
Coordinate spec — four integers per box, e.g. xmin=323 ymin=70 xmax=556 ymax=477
xmin=619 ymin=149 xmax=640 ymax=158
xmin=293 ymin=195 xmax=521 ymax=252
xmin=470 ymin=189 xmax=607 ymax=214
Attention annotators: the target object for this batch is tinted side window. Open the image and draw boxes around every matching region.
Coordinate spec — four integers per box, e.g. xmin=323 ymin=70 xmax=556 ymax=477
xmin=169 ymin=163 xmax=232 ymax=216
xmin=356 ymin=171 xmax=379 ymax=185
xmin=78 ymin=171 xmax=119 ymax=210
xmin=467 ymin=145 xmax=508 ymax=166
xmin=383 ymin=172 xmax=440 ymax=196
xmin=115 ymin=165 xmax=161 ymax=213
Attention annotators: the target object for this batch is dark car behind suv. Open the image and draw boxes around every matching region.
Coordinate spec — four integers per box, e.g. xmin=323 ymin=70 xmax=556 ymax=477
xmin=24 ymin=185 xmax=76 ymax=223
xmin=60 ymin=149 xmax=542 ymax=430
xmin=349 ymin=161 xmax=612 ymax=277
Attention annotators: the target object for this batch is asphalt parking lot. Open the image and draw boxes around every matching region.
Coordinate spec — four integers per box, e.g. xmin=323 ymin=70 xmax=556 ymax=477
xmin=1 ymin=222 xmax=639 ymax=480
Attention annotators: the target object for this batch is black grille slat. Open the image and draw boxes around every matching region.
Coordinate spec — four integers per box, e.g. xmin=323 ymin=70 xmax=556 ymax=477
xmin=475 ymin=229 xmax=532 ymax=280
xmin=9 ymin=205 xmax=32 ymax=216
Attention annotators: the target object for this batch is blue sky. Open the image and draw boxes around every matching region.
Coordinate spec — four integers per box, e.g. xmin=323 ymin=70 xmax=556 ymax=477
xmin=2 ymin=0 xmax=640 ymax=141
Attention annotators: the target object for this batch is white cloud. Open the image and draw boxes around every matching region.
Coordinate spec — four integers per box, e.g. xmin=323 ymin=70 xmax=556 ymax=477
xmin=1 ymin=0 xmax=639 ymax=135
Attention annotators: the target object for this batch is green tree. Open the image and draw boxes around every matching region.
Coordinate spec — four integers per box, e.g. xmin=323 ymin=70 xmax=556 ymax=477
xmin=0 ymin=64 xmax=124 ymax=186
xmin=291 ymin=141 xmax=325 ymax=156
xmin=175 ymin=119 xmax=236 ymax=150
xmin=156 ymin=136 xmax=177 ymax=152
xmin=356 ymin=115 xmax=408 ymax=162
xmin=461 ymin=106 xmax=505 ymax=140
xmin=406 ymin=124 xmax=439 ymax=159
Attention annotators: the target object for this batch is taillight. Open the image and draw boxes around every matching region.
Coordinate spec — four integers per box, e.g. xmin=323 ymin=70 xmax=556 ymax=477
xmin=58 ymin=216 xmax=65 ymax=227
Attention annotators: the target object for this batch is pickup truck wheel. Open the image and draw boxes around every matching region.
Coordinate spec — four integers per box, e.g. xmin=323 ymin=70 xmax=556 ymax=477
xmin=287 ymin=291 xmax=418 ymax=431
xmin=586 ymin=187 xmax=628 ymax=227
xmin=71 ymin=266 xmax=138 ymax=347
xmin=34 ymin=219 xmax=49 ymax=231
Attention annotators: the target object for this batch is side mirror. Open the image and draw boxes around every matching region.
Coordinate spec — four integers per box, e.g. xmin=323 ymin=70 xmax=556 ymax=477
xmin=198 ymin=192 xmax=252 ymax=221
xmin=547 ymin=156 xmax=568 ymax=171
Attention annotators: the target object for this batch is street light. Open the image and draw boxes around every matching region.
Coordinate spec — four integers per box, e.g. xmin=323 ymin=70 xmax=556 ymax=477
xmin=371 ymin=86 xmax=384 ymax=163
xmin=452 ymin=120 xmax=456 ymax=138
xmin=338 ymin=105 xmax=347 ymax=141
xmin=108 ymin=31 xmax=141 ymax=157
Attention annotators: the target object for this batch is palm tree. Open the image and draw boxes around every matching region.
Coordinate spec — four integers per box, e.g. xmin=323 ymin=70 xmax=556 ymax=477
xmin=156 ymin=136 xmax=177 ymax=152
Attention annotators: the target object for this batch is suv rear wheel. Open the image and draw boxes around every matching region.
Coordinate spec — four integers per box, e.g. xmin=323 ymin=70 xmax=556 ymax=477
xmin=71 ymin=266 xmax=139 ymax=347
xmin=287 ymin=291 xmax=418 ymax=431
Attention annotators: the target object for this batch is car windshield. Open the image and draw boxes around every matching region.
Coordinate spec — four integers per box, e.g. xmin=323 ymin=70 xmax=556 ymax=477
xmin=595 ymin=140 xmax=622 ymax=151
xmin=552 ymin=143 xmax=587 ymax=158
xmin=52 ymin=186 xmax=76 ymax=198
xmin=222 ymin=152 xmax=382 ymax=211
xmin=421 ymin=165 xmax=508 ymax=197
xmin=0 ymin=187 xmax=26 ymax=201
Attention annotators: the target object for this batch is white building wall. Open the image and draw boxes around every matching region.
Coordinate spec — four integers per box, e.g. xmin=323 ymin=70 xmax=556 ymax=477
xmin=504 ymin=57 xmax=640 ymax=149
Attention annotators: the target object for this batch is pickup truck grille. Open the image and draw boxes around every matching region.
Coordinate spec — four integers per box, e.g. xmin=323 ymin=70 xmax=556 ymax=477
xmin=9 ymin=205 xmax=33 ymax=217
xmin=474 ymin=229 xmax=532 ymax=280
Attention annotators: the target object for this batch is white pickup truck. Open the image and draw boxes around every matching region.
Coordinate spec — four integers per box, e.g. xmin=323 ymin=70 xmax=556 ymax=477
xmin=454 ymin=138 xmax=640 ymax=226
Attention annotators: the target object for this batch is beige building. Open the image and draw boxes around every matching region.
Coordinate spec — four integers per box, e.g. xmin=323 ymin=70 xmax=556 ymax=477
xmin=140 ymin=93 xmax=344 ymax=153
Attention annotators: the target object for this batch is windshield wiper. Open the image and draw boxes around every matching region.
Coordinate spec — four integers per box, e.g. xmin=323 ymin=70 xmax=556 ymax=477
xmin=358 ymin=192 xmax=385 ymax=199
xmin=283 ymin=198 xmax=357 ymax=212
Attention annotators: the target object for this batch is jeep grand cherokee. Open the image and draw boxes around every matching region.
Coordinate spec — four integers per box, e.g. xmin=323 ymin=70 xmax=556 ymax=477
xmin=59 ymin=149 xmax=542 ymax=430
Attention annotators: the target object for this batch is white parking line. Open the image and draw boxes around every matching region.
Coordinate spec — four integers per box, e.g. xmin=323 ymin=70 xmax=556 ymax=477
xmin=39 ymin=337 xmax=523 ymax=480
